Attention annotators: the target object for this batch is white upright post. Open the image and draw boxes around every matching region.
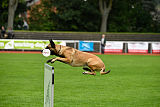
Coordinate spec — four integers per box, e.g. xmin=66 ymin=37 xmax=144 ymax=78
xmin=44 ymin=63 xmax=54 ymax=107
xmin=51 ymin=68 xmax=54 ymax=107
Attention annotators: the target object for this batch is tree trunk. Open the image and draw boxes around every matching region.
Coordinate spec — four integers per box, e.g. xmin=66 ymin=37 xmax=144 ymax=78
xmin=8 ymin=0 xmax=18 ymax=29
xmin=99 ymin=0 xmax=113 ymax=32
xmin=100 ymin=12 xmax=109 ymax=32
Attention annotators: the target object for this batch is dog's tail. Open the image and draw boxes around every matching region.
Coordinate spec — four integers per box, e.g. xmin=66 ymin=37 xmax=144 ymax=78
xmin=100 ymin=66 xmax=110 ymax=75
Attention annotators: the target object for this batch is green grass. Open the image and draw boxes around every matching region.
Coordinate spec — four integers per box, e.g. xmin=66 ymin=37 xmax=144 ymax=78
xmin=0 ymin=53 xmax=160 ymax=107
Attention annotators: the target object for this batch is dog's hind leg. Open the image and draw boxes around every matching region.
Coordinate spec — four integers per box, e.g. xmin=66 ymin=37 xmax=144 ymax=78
xmin=100 ymin=68 xmax=111 ymax=75
xmin=83 ymin=67 xmax=91 ymax=72
xmin=82 ymin=67 xmax=96 ymax=75
xmin=83 ymin=71 xmax=96 ymax=75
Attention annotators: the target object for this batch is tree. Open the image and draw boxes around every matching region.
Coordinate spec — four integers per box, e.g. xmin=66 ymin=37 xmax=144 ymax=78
xmin=0 ymin=0 xmax=9 ymax=27
xmin=53 ymin=0 xmax=101 ymax=31
xmin=0 ymin=0 xmax=27 ymax=29
xmin=28 ymin=0 xmax=55 ymax=31
xmin=17 ymin=0 xmax=160 ymax=32
xmin=8 ymin=0 xmax=18 ymax=29
xmin=14 ymin=0 xmax=27 ymax=30
xmin=107 ymin=0 xmax=157 ymax=32
xmin=99 ymin=0 xmax=113 ymax=32
xmin=142 ymin=0 xmax=160 ymax=23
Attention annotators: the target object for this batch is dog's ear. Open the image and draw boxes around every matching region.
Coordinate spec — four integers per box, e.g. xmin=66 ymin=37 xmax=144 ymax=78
xmin=49 ymin=39 xmax=55 ymax=48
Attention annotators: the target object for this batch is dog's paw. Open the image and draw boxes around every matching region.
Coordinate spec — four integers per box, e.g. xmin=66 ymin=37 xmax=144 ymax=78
xmin=82 ymin=72 xmax=87 ymax=75
xmin=47 ymin=59 xmax=52 ymax=63
xmin=50 ymin=59 xmax=56 ymax=63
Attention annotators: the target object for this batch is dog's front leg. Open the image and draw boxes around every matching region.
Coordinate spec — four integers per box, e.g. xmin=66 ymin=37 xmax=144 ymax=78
xmin=47 ymin=58 xmax=55 ymax=63
xmin=47 ymin=58 xmax=58 ymax=63
xmin=55 ymin=57 xmax=71 ymax=64
xmin=47 ymin=57 xmax=70 ymax=64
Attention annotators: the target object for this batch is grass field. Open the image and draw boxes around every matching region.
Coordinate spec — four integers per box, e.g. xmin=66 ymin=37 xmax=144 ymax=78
xmin=0 ymin=53 xmax=160 ymax=107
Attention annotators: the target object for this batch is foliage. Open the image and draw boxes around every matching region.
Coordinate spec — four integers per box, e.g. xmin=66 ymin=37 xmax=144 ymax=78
xmin=52 ymin=0 xmax=101 ymax=31
xmin=1 ymin=0 xmax=160 ymax=32
xmin=14 ymin=0 xmax=27 ymax=30
xmin=0 ymin=0 xmax=28 ymax=29
xmin=0 ymin=0 xmax=9 ymax=28
xmin=28 ymin=0 xmax=55 ymax=31
xmin=51 ymin=0 xmax=160 ymax=32
xmin=108 ymin=0 xmax=156 ymax=32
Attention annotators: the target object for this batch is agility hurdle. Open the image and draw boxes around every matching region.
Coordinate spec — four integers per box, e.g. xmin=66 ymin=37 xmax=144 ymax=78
xmin=44 ymin=63 xmax=54 ymax=107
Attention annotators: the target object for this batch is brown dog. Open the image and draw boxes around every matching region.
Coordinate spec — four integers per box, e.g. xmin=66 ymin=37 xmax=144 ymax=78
xmin=46 ymin=40 xmax=110 ymax=75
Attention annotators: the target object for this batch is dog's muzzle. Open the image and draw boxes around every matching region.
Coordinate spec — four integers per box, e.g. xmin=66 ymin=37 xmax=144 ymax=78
xmin=45 ymin=46 xmax=49 ymax=49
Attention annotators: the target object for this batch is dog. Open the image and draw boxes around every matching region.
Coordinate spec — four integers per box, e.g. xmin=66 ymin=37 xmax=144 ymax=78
xmin=46 ymin=40 xmax=110 ymax=75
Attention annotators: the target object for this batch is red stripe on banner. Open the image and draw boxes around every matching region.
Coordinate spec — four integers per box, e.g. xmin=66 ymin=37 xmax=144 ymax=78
xmin=152 ymin=50 xmax=160 ymax=53
xmin=128 ymin=49 xmax=148 ymax=53
xmin=104 ymin=49 xmax=123 ymax=53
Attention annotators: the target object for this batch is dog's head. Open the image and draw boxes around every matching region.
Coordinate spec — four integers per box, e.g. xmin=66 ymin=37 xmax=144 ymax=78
xmin=45 ymin=39 xmax=57 ymax=55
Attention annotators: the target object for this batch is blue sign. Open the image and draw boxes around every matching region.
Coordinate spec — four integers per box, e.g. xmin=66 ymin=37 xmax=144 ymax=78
xmin=79 ymin=41 xmax=94 ymax=51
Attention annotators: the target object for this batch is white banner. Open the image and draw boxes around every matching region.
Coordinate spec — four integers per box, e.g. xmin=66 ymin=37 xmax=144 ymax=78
xmin=104 ymin=42 xmax=123 ymax=53
xmin=0 ymin=39 xmax=66 ymax=50
xmin=152 ymin=43 xmax=160 ymax=53
xmin=128 ymin=42 xmax=148 ymax=53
